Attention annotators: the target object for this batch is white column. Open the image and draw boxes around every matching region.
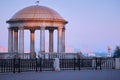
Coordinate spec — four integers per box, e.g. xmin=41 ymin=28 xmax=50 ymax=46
xmin=49 ymin=29 xmax=54 ymax=52
xmin=57 ymin=27 xmax=63 ymax=53
xmin=30 ymin=29 xmax=36 ymax=59
xmin=8 ymin=28 xmax=13 ymax=53
xmin=62 ymin=27 xmax=65 ymax=52
xmin=19 ymin=27 xmax=24 ymax=59
xmin=14 ymin=28 xmax=18 ymax=54
xmin=40 ymin=27 xmax=45 ymax=53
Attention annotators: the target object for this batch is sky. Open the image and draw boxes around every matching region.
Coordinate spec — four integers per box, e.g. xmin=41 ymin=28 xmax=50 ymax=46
xmin=0 ymin=0 xmax=120 ymax=55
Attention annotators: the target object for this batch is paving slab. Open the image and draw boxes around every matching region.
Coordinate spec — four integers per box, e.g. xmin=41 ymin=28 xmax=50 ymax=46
xmin=0 ymin=70 xmax=120 ymax=80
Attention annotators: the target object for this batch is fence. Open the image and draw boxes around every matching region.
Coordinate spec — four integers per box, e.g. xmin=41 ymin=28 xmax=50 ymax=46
xmin=0 ymin=58 xmax=116 ymax=73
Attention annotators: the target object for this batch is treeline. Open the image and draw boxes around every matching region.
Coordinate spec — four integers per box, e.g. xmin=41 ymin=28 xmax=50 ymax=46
xmin=113 ymin=46 xmax=120 ymax=58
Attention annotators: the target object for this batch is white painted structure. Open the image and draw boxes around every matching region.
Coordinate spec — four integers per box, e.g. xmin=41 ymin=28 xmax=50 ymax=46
xmin=6 ymin=5 xmax=68 ymax=59
xmin=54 ymin=58 xmax=60 ymax=71
xmin=115 ymin=58 xmax=120 ymax=69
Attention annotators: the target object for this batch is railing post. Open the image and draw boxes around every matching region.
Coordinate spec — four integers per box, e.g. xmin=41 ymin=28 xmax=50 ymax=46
xmin=1 ymin=59 xmax=4 ymax=73
xmin=13 ymin=58 xmax=16 ymax=73
xmin=35 ymin=58 xmax=38 ymax=72
xmin=53 ymin=58 xmax=60 ymax=71
xmin=74 ymin=58 xmax=76 ymax=70
xmin=78 ymin=58 xmax=81 ymax=70
xmin=13 ymin=58 xmax=20 ymax=73
xmin=113 ymin=58 xmax=115 ymax=69
xmin=18 ymin=58 xmax=20 ymax=73
xmin=53 ymin=59 xmax=55 ymax=71
xmin=92 ymin=58 xmax=95 ymax=69
xmin=1 ymin=59 xmax=4 ymax=72
xmin=95 ymin=58 xmax=97 ymax=70
xmin=100 ymin=58 xmax=102 ymax=70
xmin=40 ymin=58 xmax=42 ymax=71
xmin=115 ymin=58 xmax=120 ymax=69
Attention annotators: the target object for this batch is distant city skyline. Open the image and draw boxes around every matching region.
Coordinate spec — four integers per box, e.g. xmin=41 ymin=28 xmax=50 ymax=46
xmin=0 ymin=0 xmax=120 ymax=55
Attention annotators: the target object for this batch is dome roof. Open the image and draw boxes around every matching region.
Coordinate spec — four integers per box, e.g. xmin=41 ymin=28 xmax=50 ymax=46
xmin=10 ymin=5 xmax=65 ymax=21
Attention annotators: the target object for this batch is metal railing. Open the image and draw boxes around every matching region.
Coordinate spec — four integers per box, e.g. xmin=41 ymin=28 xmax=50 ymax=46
xmin=0 ymin=58 xmax=115 ymax=73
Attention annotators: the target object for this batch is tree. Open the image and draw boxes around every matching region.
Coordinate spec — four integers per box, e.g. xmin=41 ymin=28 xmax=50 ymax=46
xmin=113 ymin=46 xmax=120 ymax=58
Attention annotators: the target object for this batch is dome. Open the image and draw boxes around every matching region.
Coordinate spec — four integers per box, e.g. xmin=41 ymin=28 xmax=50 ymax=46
xmin=7 ymin=5 xmax=68 ymax=28
xmin=10 ymin=5 xmax=65 ymax=21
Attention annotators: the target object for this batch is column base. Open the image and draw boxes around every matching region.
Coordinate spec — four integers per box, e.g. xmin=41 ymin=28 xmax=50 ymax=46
xmin=30 ymin=52 xmax=36 ymax=59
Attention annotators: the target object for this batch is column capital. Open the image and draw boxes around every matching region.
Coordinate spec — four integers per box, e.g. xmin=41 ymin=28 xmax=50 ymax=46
xmin=8 ymin=27 xmax=14 ymax=32
xmin=49 ymin=29 xmax=54 ymax=32
xmin=40 ymin=26 xmax=45 ymax=29
xmin=30 ymin=29 xmax=35 ymax=33
xmin=19 ymin=27 xmax=24 ymax=29
xmin=8 ymin=27 xmax=12 ymax=30
xmin=63 ymin=27 xmax=66 ymax=30
xmin=8 ymin=27 xmax=14 ymax=29
xmin=58 ymin=27 xmax=63 ymax=30
xmin=14 ymin=27 xmax=18 ymax=32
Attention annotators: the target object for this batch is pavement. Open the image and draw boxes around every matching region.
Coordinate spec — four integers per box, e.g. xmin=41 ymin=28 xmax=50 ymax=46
xmin=0 ymin=70 xmax=120 ymax=80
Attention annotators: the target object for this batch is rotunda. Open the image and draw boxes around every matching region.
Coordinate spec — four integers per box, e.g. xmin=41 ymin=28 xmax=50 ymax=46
xmin=7 ymin=5 xmax=68 ymax=59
